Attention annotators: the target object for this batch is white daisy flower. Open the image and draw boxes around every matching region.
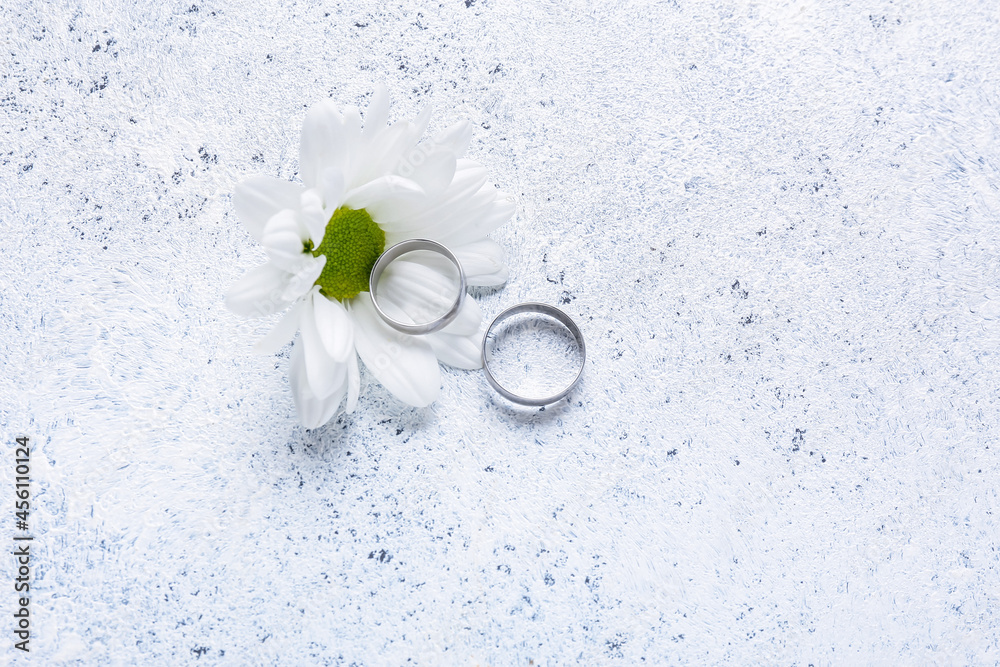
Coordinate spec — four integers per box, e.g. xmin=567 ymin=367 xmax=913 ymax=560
xmin=226 ymin=87 xmax=513 ymax=428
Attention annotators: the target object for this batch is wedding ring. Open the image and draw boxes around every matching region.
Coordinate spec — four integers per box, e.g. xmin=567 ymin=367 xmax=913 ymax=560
xmin=481 ymin=302 xmax=586 ymax=406
xmin=369 ymin=238 xmax=466 ymax=335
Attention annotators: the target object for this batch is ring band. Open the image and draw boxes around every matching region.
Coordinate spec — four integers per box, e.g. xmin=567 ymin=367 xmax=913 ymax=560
xmin=481 ymin=302 xmax=586 ymax=406
xmin=369 ymin=238 xmax=467 ymax=335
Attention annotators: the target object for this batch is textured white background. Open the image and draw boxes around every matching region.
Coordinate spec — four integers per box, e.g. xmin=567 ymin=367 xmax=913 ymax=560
xmin=2 ymin=0 xmax=999 ymax=664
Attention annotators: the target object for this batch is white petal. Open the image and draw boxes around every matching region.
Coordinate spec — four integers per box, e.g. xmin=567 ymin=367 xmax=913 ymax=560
xmin=377 ymin=258 xmax=465 ymax=327
xmin=300 ymin=293 xmax=349 ymax=399
xmin=466 ymin=265 xmax=508 ymax=287
xmin=411 ymin=105 xmax=432 ymax=140
xmin=413 ymin=186 xmax=499 ymax=239
xmin=426 ymin=331 xmax=483 ymax=370
xmin=319 ymin=167 xmax=346 ymax=216
xmin=377 ymin=164 xmax=488 ymax=231
xmin=289 ymin=340 xmax=345 ymax=429
xmin=341 ymin=106 xmax=363 ymax=140
xmin=226 ymin=263 xmax=292 ymax=318
xmin=439 ymin=190 xmax=516 ymax=247
xmin=299 ymin=100 xmax=347 ymax=189
xmin=451 ymin=161 xmax=490 ymax=187
xmin=439 ymin=295 xmax=482 ymax=336
xmin=348 ymin=292 xmax=440 ymax=408
xmin=456 ymin=157 xmax=483 ymax=172
xmin=377 ymin=265 xmax=482 ymax=337
xmin=345 ymin=351 xmax=360 ymax=413
xmin=281 ymin=255 xmax=326 ymax=302
xmin=312 ymin=291 xmax=354 ymax=362
xmin=403 ymin=148 xmax=456 ymax=199
xmin=359 ymin=106 xmax=431 ymax=184
xmin=254 ymin=298 xmax=305 ymax=355
xmin=363 ymin=85 xmax=390 ymax=139
xmin=378 ymin=284 xmax=482 ymax=367
xmin=453 ymin=239 xmax=509 ymax=287
xmin=433 ymin=120 xmax=473 ymax=158
xmin=343 ymin=175 xmax=424 ymax=212
xmin=262 ymin=209 xmax=309 ymax=271
xmin=353 ymin=121 xmax=415 ymax=185
xmin=299 ymin=189 xmax=328 ymax=245
xmin=233 ymin=177 xmax=305 ymax=242
xmin=337 ymin=107 xmax=363 ymax=186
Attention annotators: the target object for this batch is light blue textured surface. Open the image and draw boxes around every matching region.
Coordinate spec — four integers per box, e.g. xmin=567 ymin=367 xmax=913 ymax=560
xmin=2 ymin=0 xmax=999 ymax=663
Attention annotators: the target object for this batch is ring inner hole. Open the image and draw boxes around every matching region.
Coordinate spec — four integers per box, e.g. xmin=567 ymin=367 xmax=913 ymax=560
xmin=485 ymin=312 xmax=583 ymax=401
xmin=375 ymin=249 xmax=462 ymax=324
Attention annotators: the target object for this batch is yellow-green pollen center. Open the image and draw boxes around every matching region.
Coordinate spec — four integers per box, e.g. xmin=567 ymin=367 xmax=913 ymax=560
xmin=310 ymin=206 xmax=385 ymax=301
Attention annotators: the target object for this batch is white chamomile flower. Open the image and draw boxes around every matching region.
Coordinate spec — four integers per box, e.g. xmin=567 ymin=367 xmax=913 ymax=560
xmin=226 ymin=87 xmax=513 ymax=428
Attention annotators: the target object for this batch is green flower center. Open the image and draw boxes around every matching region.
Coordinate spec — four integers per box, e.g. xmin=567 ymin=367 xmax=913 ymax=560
xmin=311 ymin=206 xmax=386 ymax=301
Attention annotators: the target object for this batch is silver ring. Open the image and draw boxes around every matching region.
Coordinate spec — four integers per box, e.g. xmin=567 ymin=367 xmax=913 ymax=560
xmin=369 ymin=238 xmax=466 ymax=335
xmin=481 ymin=302 xmax=586 ymax=406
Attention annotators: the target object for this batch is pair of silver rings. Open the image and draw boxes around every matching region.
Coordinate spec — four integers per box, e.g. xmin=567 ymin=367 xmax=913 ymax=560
xmin=369 ymin=238 xmax=586 ymax=406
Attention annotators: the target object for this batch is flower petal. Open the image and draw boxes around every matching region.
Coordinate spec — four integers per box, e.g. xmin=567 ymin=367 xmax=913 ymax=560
xmin=262 ymin=209 xmax=309 ymax=271
xmin=289 ymin=339 xmax=346 ymax=429
xmin=376 ymin=286 xmax=481 ymax=367
xmin=376 ymin=258 xmax=465 ymax=326
xmin=299 ymin=188 xmax=329 ymax=246
xmin=377 ymin=264 xmax=482 ymax=337
xmin=254 ymin=298 xmax=305 ymax=355
xmin=453 ymin=238 xmax=509 ymax=287
xmin=300 ymin=291 xmax=349 ymax=399
xmin=433 ymin=120 xmax=473 ymax=158
xmin=403 ymin=148 xmax=456 ymax=199
xmin=343 ymin=175 xmax=424 ymax=213
xmin=312 ymin=290 xmax=354 ymax=363
xmin=356 ymin=104 xmax=431 ymax=184
xmin=409 ymin=186 xmax=499 ymax=240
xmin=411 ymin=105 xmax=432 ymax=141
xmin=345 ymin=351 xmax=360 ymax=413
xmin=353 ymin=122 xmax=414 ymax=185
xmin=280 ymin=255 xmax=325 ymax=302
xmin=319 ymin=167 xmax=346 ymax=217
xmin=341 ymin=106 xmax=363 ymax=142
xmin=363 ymin=85 xmax=390 ymax=140
xmin=438 ymin=189 xmax=516 ymax=247
xmin=233 ymin=176 xmax=305 ymax=242
xmin=348 ymin=292 xmax=440 ymax=408
xmin=299 ymin=100 xmax=348 ymax=189
xmin=425 ymin=331 xmax=483 ymax=369
xmin=466 ymin=265 xmax=508 ymax=287
xmin=438 ymin=294 xmax=482 ymax=336
xmin=377 ymin=163 xmax=488 ymax=231
xmin=226 ymin=263 xmax=293 ymax=318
